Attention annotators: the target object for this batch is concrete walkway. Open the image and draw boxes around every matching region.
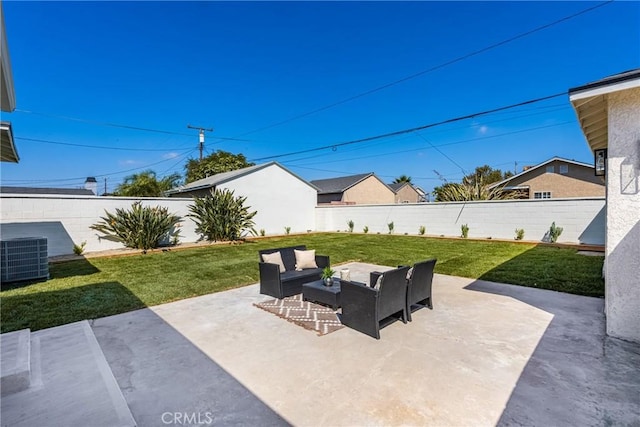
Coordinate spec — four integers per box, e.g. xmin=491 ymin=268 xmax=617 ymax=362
xmin=93 ymin=262 xmax=639 ymax=426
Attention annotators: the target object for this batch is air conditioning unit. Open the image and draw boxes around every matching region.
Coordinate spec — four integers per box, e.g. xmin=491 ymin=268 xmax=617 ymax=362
xmin=1 ymin=238 xmax=49 ymax=283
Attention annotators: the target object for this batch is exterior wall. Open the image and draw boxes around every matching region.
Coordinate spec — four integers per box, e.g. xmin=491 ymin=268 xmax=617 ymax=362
xmin=316 ymin=198 xmax=605 ymax=244
xmin=604 ymin=87 xmax=640 ymax=343
xmin=394 ymin=185 xmax=420 ymax=203
xmin=0 ymin=195 xmax=198 ymax=257
xmin=343 ymin=176 xmax=395 ymax=204
xmin=219 ymin=164 xmax=317 ymax=235
xmin=506 ymin=160 xmax=605 ymax=198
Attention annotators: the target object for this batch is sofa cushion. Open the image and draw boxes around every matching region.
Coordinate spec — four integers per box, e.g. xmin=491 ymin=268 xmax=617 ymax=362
xmin=294 ymin=249 xmax=318 ymax=270
xmin=281 ymin=268 xmax=322 ymax=282
xmin=373 ymin=274 xmax=383 ymax=290
xmin=262 ymin=251 xmax=286 ymax=273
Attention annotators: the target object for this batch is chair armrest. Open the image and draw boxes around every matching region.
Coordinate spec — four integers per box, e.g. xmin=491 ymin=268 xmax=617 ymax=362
xmin=315 ymin=255 xmax=330 ymax=269
xmin=259 ymin=262 xmax=281 ymax=282
xmin=340 ymin=280 xmax=378 ymax=309
xmin=370 ymin=271 xmax=383 ymax=287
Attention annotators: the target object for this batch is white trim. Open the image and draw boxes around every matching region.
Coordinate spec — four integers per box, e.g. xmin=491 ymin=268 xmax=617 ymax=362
xmin=569 ymin=78 xmax=640 ymax=101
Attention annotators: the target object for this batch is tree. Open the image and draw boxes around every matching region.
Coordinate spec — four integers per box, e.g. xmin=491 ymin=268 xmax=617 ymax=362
xmin=432 ymin=165 xmax=518 ymax=202
xmin=185 ymin=150 xmax=255 ymax=183
xmin=114 ymin=170 xmax=181 ymax=197
xmin=392 ymin=175 xmax=412 ymax=184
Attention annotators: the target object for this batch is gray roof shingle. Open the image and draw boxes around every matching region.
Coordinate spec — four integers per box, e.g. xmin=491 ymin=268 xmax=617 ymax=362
xmin=310 ymin=173 xmax=373 ymax=194
xmin=0 ymin=186 xmax=94 ymax=195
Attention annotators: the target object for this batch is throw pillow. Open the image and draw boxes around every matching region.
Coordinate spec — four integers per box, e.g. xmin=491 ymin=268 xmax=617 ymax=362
xmin=261 ymin=251 xmax=286 ymax=273
xmin=373 ymin=274 xmax=383 ymax=290
xmin=294 ymin=249 xmax=318 ymax=270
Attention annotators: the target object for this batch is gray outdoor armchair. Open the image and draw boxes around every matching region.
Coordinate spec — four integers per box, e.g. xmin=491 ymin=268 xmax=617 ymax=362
xmin=406 ymin=259 xmax=437 ymax=321
xmin=339 ymin=266 xmax=410 ymax=339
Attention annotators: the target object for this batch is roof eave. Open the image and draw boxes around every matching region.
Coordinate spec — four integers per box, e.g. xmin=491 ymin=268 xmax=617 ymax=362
xmin=0 ymin=121 xmax=19 ymax=163
xmin=1 ymin=6 xmax=16 ymax=113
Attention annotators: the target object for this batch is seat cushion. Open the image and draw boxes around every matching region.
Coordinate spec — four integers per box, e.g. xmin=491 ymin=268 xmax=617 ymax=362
xmin=281 ymin=268 xmax=322 ymax=282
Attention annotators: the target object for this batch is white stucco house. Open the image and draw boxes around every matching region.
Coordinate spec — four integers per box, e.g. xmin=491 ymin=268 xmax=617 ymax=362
xmin=570 ymin=69 xmax=640 ymax=344
xmin=166 ymin=162 xmax=318 ymax=235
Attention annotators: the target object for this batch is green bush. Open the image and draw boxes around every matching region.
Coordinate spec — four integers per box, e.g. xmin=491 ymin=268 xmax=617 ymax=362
xmin=419 ymin=225 xmax=426 ymax=235
xmin=284 ymin=226 xmax=291 ymax=235
xmin=260 ymin=229 xmax=266 ymax=237
xmin=73 ymin=241 xmax=86 ymax=255
xmin=363 ymin=226 xmax=369 ymax=234
xmin=388 ymin=221 xmax=394 ymax=234
xmin=515 ymin=228 xmax=525 ymax=240
xmin=461 ymin=224 xmax=469 ymax=238
xmin=91 ymin=201 xmax=181 ymax=250
xmin=549 ymin=222 xmax=563 ymax=243
xmin=347 ymin=220 xmax=354 ymax=233
xmin=187 ymin=188 xmax=257 ymax=242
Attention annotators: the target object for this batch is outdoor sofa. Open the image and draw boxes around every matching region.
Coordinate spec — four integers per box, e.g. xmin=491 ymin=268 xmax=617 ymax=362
xmin=258 ymin=245 xmax=330 ymax=299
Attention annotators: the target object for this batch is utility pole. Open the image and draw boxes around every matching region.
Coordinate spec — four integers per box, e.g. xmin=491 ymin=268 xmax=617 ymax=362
xmin=514 ymin=161 xmax=518 ymax=175
xmin=104 ymin=178 xmax=107 ymax=196
xmin=187 ymin=124 xmax=213 ymax=161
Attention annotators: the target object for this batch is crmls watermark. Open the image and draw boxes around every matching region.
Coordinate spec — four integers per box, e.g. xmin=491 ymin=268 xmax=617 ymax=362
xmin=161 ymin=412 xmax=215 ymax=425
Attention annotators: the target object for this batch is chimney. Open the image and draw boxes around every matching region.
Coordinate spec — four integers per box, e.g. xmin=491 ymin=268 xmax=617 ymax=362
xmin=84 ymin=177 xmax=97 ymax=195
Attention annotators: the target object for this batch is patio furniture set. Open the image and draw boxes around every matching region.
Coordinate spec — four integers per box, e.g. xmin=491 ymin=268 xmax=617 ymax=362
xmin=258 ymin=245 xmax=437 ymax=339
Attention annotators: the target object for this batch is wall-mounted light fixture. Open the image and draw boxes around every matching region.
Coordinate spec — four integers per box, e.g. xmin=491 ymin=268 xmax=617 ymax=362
xmin=594 ymin=148 xmax=607 ymax=176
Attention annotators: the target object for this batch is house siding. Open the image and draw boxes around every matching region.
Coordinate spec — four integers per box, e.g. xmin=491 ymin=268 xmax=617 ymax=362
xmin=343 ymin=176 xmax=395 ymax=204
xmin=394 ymin=185 xmax=420 ymax=203
xmin=505 ymin=160 xmax=604 ymax=198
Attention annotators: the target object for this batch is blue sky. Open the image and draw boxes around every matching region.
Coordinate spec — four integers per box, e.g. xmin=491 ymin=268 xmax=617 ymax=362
xmin=1 ymin=1 xmax=638 ymax=195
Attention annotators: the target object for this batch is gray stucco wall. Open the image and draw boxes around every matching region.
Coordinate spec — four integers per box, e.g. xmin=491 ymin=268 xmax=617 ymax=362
xmin=605 ymin=87 xmax=640 ymax=343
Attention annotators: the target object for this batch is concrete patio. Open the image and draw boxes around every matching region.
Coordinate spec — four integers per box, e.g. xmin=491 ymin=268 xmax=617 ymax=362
xmin=3 ymin=262 xmax=639 ymax=426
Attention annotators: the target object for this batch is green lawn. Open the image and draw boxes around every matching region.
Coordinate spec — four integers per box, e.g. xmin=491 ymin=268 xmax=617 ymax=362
xmin=0 ymin=233 xmax=604 ymax=333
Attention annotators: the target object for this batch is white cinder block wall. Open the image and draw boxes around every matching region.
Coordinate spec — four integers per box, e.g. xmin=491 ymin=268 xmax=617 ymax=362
xmin=0 ymin=195 xmax=199 ymax=256
xmin=316 ymin=198 xmax=606 ymax=244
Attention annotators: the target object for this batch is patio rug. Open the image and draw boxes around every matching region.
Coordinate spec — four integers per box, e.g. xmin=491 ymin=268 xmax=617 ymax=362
xmin=254 ymin=294 xmax=344 ymax=336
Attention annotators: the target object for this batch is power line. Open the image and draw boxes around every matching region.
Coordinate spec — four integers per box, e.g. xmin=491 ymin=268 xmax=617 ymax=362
xmin=253 ymin=91 xmax=567 ymax=162
xmin=14 ymin=137 xmax=196 ymax=152
xmin=283 ymin=121 xmax=572 ymax=168
xmin=225 ymin=1 xmax=612 ymax=139
xmin=14 ymin=109 xmax=249 ymax=141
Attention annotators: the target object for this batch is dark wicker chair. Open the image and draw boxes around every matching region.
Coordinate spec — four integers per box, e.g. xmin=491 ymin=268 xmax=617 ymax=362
xmin=339 ymin=266 xmax=410 ymax=339
xmin=406 ymin=259 xmax=437 ymax=321
xmin=258 ymin=246 xmax=330 ymax=299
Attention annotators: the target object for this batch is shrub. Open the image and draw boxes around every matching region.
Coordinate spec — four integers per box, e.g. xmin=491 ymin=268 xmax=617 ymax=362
xmin=461 ymin=224 xmax=469 ymax=238
xmin=187 ymin=188 xmax=257 ymax=242
xmin=363 ymin=226 xmax=369 ymax=234
xmin=388 ymin=221 xmax=394 ymax=234
xmin=347 ymin=220 xmax=354 ymax=233
xmin=285 ymin=226 xmax=291 ymax=235
xmin=73 ymin=241 xmax=86 ymax=255
xmin=515 ymin=228 xmax=525 ymax=240
xmin=91 ymin=201 xmax=181 ymax=250
xmin=419 ymin=225 xmax=426 ymax=235
xmin=549 ymin=222 xmax=563 ymax=243
xmin=260 ymin=229 xmax=266 ymax=237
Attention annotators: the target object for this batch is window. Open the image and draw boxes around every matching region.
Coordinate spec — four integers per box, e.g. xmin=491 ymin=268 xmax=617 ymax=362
xmin=546 ymin=165 xmax=554 ymax=173
xmin=559 ymin=164 xmax=569 ymax=174
xmin=534 ymin=192 xmax=551 ymax=199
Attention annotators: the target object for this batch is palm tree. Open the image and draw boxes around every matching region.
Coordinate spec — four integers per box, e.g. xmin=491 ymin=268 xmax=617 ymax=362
xmin=434 ymin=175 xmax=522 ymax=202
xmin=393 ymin=175 xmax=412 ymax=184
xmin=114 ymin=170 xmax=181 ymax=197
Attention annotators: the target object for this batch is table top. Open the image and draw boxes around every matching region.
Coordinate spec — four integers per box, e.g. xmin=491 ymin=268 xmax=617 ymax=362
xmin=303 ymin=278 xmax=341 ymax=294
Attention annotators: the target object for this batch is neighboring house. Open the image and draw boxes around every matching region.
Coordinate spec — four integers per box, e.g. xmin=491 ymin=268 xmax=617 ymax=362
xmin=0 ymin=177 xmax=99 ymax=196
xmin=310 ymin=173 xmax=395 ymax=205
xmin=488 ymin=157 xmax=604 ymax=199
xmin=388 ymin=182 xmax=422 ymax=203
xmin=166 ymin=161 xmax=317 ymax=234
xmin=1 ymin=4 xmax=18 ymax=163
xmin=570 ymin=68 xmax=640 ymax=343
xmin=0 ymin=186 xmax=95 ymax=196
